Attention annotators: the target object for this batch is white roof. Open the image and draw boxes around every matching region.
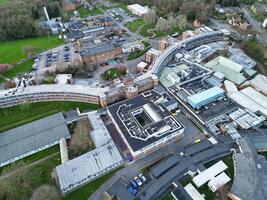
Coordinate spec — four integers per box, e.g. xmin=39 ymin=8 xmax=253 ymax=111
xmin=229 ymin=92 xmax=267 ymax=116
xmin=55 ymin=74 xmax=72 ymax=85
xmin=184 ymin=183 xmax=205 ymax=200
xmin=127 ymin=4 xmax=148 ymax=14
xmin=241 ymin=87 xmax=267 ymax=110
xmin=224 ymin=80 xmax=238 ymax=95
xmin=143 ymin=104 xmax=161 ymax=122
xmin=56 ymin=140 xmax=123 ymax=193
xmin=87 ymin=111 xmax=112 ymax=147
xmin=208 ymin=172 xmax=231 ymax=192
xmin=137 ymin=61 xmax=148 ymax=69
xmin=193 ymin=160 xmax=228 ymax=188
xmin=250 ymin=74 xmax=267 ymax=95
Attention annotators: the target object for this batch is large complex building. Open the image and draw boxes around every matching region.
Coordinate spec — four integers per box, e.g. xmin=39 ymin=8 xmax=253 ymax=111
xmin=127 ymin=4 xmax=149 ymax=17
xmin=0 ymin=113 xmax=70 ymax=167
xmin=108 ymin=90 xmax=184 ymax=158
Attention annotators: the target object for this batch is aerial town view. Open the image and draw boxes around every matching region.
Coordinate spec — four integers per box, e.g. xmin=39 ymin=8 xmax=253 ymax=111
xmin=0 ymin=0 xmax=267 ymax=200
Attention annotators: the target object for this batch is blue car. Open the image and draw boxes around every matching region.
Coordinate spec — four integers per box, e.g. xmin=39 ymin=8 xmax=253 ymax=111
xmin=130 ymin=180 xmax=138 ymax=189
xmin=128 ymin=186 xmax=137 ymax=196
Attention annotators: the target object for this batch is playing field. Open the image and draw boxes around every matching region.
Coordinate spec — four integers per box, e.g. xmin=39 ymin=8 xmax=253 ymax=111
xmin=0 ymin=36 xmax=63 ymax=64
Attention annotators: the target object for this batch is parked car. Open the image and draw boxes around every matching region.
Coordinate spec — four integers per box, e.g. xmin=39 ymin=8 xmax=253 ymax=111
xmin=127 ymin=186 xmax=137 ymax=196
xmin=134 ymin=176 xmax=142 ymax=186
xmin=130 ymin=180 xmax=138 ymax=189
xmin=139 ymin=174 xmax=147 ymax=182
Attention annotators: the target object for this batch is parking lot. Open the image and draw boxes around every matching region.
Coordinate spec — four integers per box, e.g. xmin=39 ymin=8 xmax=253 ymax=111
xmin=32 ymin=43 xmax=81 ymax=76
xmin=106 ymin=8 xmax=138 ymax=24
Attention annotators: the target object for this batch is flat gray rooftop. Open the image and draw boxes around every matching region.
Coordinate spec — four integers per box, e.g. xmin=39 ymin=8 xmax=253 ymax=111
xmin=0 ymin=113 xmax=70 ymax=164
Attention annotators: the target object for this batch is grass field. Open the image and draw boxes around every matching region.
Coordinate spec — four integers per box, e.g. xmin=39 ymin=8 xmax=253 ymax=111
xmin=77 ymin=6 xmax=103 ymax=18
xmin=64 ymin=166 xmax=123 ymax=200
xmin=0 ymin=154 xmax=61 ymax=200
xmin=0 ymin=36 xmax=63 ymax=64
xmin=0 ymin=0 xmax=7 ymax=4
xmin=2 ymin=59 xmax=34 ymax=78
xmin=125 ymin=19 xmax=145 ymax=32
xmin=0 ymin=101 xmax=100 ymax=133
xmin=0 ymin=145 xmax=59 ymax=176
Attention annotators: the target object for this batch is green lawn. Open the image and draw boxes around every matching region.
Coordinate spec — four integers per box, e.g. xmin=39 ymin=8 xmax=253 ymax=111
xmin=0 ymin=145 xmax=59 ymax=176
xmin=0 ymin=101 xmax=100 ymax=133
xmin=127 ymin=43 xmax=151 ymax=61
xmin=64 ymin=166 xmax=123 ymax=200
xmin=0 ymin=0 xmax=7 ymax=4
xmin=0 ymin=36 xmax=63 ymax=64
xmin=0 ymin=154 xmax=61 ymax=200
xmin=2 ymin=59 xmax=34 ymax=78
xmin=125 ymin=19 xmax=145 ymax=32
xmin=77 ymin=6 xmax=103 ymax=18
xmin=102 ymin=68 xmax=126 ymax=80
xmin=161 ymin=193 xmax=174 ymax=200
xmin=42 ymin=75 xmax=56 ymax=84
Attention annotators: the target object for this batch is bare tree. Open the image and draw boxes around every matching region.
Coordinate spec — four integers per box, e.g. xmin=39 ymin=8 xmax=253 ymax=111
xmin=177 ymin=14 xmax=188 ymax=30
xmin=23 ymin=46 xmax=36 ymax=58
xmin=167 ymin=14 xmax=177 ymax=29
xmin=155 ymin=17 xmax=170 ymax=33
xmin=30 ymin=185 xmax=59 ymax=200
xmin=4 ymin=80 xmax=16 ymax=89
xmin=144 ymin=9 xmax=157 ymax=26
xmin=69 ymin=118 xmax=94 ymax=157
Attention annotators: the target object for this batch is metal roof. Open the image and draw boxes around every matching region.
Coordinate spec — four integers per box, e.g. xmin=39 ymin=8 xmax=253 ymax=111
xmin=55 ymin=140 xmax=123 ymax=193
xmin=0 ymin=113 xmax=70 ymax=164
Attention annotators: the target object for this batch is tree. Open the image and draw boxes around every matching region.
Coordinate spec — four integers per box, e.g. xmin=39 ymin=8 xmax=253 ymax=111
xmin=144 ymin=9 xmax=157 ymax=26
xmin=177 ymin=14 xmax=188 ymax=30
xmin=155 ymin=17 xmax=170 ymax=33
xmin=23 ymin=46 xmax=37 ymax=58
xmin=167 ymin=14 xmax=177 ymax=28
xmin=30 ymin=185 xmax=59 ymax=200
xmin=4 ymin=80 xmax=16 ymax=89
xmin=69 ymin=119 xmax=95 ymax=157
xmin=0 ymin=64 xmax=10 ymax=74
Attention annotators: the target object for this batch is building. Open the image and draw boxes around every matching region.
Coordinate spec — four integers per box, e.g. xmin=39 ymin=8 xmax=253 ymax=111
xmin=145 ymin=48 xmax=162 ymax=63
xmin=0 ymin=113 xmax=70 ymax=167
xmin=55 ymin=74 xmax=73 ymax=85
xmin=136 ymin=61 xmax=149 ymax=73
xmin=55 ymin=140 xmax=123 ymax=194
xmin=187 ymin=86 xmax=225 ymax=109
xmin=184 ymin=183 xmax=205 ymax=200
xmin=192 ymin=160 xmax=228 ymax=188
xmin=80 ymin=43 xmax=123 ymax=68
xmin=127 ymin=4 xmax=149 ymax=17
xmin=205 ymin=56 xmax=245 ymax=85
xmin=208 ymin=172 xmax=230 ymax=192
xmin=122 ymin=41 xmax=144 ymax=53
xmin=104 ymin=177 xmax=132 ymax=200
xmin=108 ymin=90 xmax=184 ymax=159
xmin=62 ymin=0 xmax=80 ymax=11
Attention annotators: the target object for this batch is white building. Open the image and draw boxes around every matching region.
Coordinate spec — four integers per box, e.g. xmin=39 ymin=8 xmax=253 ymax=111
xmin=55 ymin=74 xmax=73 ymax=85
xmin=127 ymin=4 xmax=149 ymax=17
xmin=122 ymin=40 xmax=144 ymax=53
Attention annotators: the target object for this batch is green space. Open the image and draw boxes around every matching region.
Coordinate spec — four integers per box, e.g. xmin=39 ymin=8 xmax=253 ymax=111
xmin=1 ymin=59 xmax=34 ymax=79
xmin=42 ymin=75 xmax=56 ymax=84
xmin=102 ymin=68 xmax=126 ymax=80
xmin=0 ymin=101 xmax=100 ymax=133
xmin=77 ymin=6 xmax=103 ymax=18
xmin=161 ymin=193 xmax=174 ymax=200
xmin=0 ymin=154 xmax=61 ymax=200
xmin=64 ymin=166 xmax=123 ymax=200
xmin=0 ymin=36 xmax=63 ymax=64
xmin=0 ymin=145 xmax=59 ymax=176
xmin=126 ymin=19 xmax=145 ymax=32
xmin=242 ymin=39 xmax=267 ymax=75
xmin=140 ymin=24 xmax=155 ymax=37
xmin=0 ymin=0 xmax=7 ymax=4
xmin=127 ymin=41 xmax=151 ymax=60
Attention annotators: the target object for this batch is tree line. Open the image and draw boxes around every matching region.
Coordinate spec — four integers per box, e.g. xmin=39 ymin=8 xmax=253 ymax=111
xmin=0 ymin=0 xmax=61 ymax=41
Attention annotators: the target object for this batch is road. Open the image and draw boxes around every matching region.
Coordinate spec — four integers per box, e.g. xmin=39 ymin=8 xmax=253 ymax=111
xmin=240 ymin=4 xmax=267 ymax=46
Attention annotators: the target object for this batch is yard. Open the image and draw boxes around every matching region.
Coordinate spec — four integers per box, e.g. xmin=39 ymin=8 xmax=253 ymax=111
xmin=125 ymin=19 xmax=145 ymax=32
xmin=0 ymin=36 xmax=63 ymax=64
xmin=102 ymin=67 xmax=126 ymax=80
xmin=77 ymin=6 xmax=103 ymax=18
xmin=0 ymin=101 xmax=100 ymax=133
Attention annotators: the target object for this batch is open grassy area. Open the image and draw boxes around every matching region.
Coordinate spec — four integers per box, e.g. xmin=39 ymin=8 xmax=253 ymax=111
xmin=161 ymin=193 xmax=174 ymax=200
xmin=0 ymin=145 xmax=59 ymax=176
xmin=2 ymin=59 xmax=34 ymax=78
xmin=125 ymin=19 xmax=145 ymax=32
xmin=0 ymin=36 xmax=63 ymax=64
xmin=77 ymin=6 xmax=103 ymax=18
xmin=0 ymin=0 xmax=7 ymax=4
xmin=102 ymin=68 xmax=126 ymax=80
xmin=0 ymin=154 xmax=61 ymax=200
xmin=0 ymin=101 xmax=100 ymax=133
xmin=64 ymin=166 xmax=123 ymax=200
